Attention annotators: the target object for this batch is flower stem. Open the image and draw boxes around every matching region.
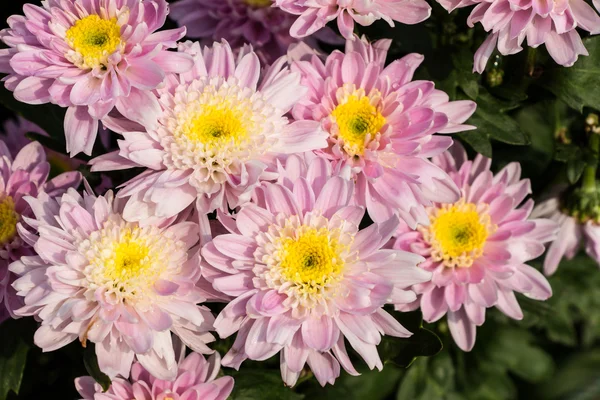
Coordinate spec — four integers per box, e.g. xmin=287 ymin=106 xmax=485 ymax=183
xmin=526 ymin=47 xmax=537 ymax=77
xmin=582 ymin=133 xmax=600 ymax=192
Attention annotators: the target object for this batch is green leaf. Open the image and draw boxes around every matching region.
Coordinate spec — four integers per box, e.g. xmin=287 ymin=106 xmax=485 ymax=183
xmin=536 ymin=351 xmax=600 ymax=400
xmin=463 ymin=90 xmax=530 ymax=146
xmin=379 ymin=310 xmax=443 ymax=368
xmin=83 ymin=345 xmax=111 ymax=392
xmin=538 ymin=36 xmax=600 ymax=112
xmin=0 ymin=320 xmax=29 ymax=400
xmin=555 ymin=142 xmax=582 ymax=162
xmin=456 ymin=131 xmax=493 ymax=158
xmin=567 ymin=157 xmax=586 ymax=184
xmin=228 ymin=369 xmax=304 ymax=400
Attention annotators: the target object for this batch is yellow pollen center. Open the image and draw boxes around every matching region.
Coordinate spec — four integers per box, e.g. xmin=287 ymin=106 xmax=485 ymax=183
xmin=180 ymin=102 xmax=248 ymax=148
xmin=425 ymin=202 xmax=494 ymax=268
xmin=0 ymin=196 xmax=18 ymax=245
xmin=331 ymin=94 xmax=386 ymax=157
xmin=279 ymin=228 xmax=344 ymax=293
xmin=65 ymin=15 xmax=122 ymax=69
xmin=244 ymin=0 xmax=273 ymax=6
xmin=104 ymin=240 xmax=150 ymax=283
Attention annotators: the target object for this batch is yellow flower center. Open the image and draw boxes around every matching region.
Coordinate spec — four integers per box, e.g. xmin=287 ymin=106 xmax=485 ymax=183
xmin=424 ymin=201 xmax=495 ymax=268
xmin=244 ymin=0 xmax=273 ymax=7
xmin=180 ymin=102 xmax=248 ymax=147
xmin=65 ymin=15 xmax=122 ymax=69
xmin=279 ymin=227 xmax=344 ymax=294
xmin=82 ymin=221 xmax=184 ymax=303
xmin=331 ymin=92 xmax=386 ymax=157
xmin=103 ymin=239 xmax=150 ymax=284
xmin=0 ymin=196 xmax=18 ymax=245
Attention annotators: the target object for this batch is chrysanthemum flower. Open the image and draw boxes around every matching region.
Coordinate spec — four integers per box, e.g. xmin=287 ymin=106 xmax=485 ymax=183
xmin=291 ymin=36 xmax=477 ymax=228
xmin=275 ymin=0 xmax=431 ymax=39
xmin=90 ymin=40 xmax=327 ymax=221
xmin=392 ymin=143 xmax=557 ymax=351
xmin=76 ymin=352 xmax=234 ymax=400
xmin=0 ymin=0 xmax=193 ymax=156
xmin=10 ymin=189 xmax=215 ymax=380
xmin=437 ymin=0 xmax=600 ymax=72
xmin=0 ymin=139 xmax=81 ymax=324
xmin=170 ymin=0 xmax=304 ymax=63
xmin=201 ymin=154 xmax=431 ymax=386
xmin=531 ymin=189 xmax=600 ymax=275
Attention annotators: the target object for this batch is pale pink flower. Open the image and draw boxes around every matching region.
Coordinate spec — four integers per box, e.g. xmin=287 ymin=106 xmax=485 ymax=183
xmin=0 ymin=0 xmax=193 ymax=156
xmin=90 ymin=40 xmax=327 ymax=222
xmin=0 ymin=139 xmax=81 ymax=323
xmin=170 ymin=0 xmax=309 ymax=63
xmin=76 ymin=352 xmax=234 ymax=400
xmin=437 ymin=0 xmax=600 ymax=72
xmin=201 ymin=154 xmax=431 ymax=386
xmin=392 ymin=143 xmax=558 ymax=351
xmin=275 ymin=0 xmax=431 ymax=39
xmin=10 ymin=189 xmax=215 ymax=380
xmin=532 ymin=191 xmax=600 ymax=275
xmin=291 ymin=36 xmax=477 ymax=228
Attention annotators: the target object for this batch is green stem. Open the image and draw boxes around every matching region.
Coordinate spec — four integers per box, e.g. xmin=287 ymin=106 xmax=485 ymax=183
xmin=526 ymin=47 xmax=537 ymax=77
xmin=582 ymin=134 xmax=600 ymax=192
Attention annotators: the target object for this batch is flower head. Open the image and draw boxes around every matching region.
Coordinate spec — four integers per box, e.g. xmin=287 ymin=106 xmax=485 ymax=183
xmin=170 ymin=0 xmax=304 ymax=63
xmin=532 ymin=185 xmax=600 ymax=275
xmin=291 ymin=37 xmax=477 ymax=228
xmin=275 ymin=0 xmax=431 ymax=39
xmin=90 ymin=40 xmax=327 ymax=221
xmin=437 ymin=0 xmax=600 ymax=72
xmin=10 ymin=189 xmax=215 ymax=380
xmin=0 ymin=139 xmax=81 ymax=323
xmin=201 ymin=154 xmax=431 ymax=386
xmin=0 ymin=0 xmax=193 ymax=156
xmin=392 ymin=143 xmax=558 ymax=351
xmin=76 ymin=352 xmax=234 ymax=400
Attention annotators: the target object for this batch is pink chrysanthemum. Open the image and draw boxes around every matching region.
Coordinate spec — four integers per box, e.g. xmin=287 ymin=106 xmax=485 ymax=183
xmin=0 ymin=0 xmax=193 ymax=156
xmin=170 ymin=0 xmax=304 ymax=63
xmin=392 ymin=143 xmax=558 ymax=351
xmin=531 ymin=191 xmax=600 ymax=275
xmin=291 ymin=36 xmax=477 ymax=228
xmin=201 ymin=154 xmax=431 ymax=386
xmin=76 ymin=352 xmax=234 ymax=400
xmin=275 ymin=0 xmax=431 ymax=39
xmin=90 ymin=40 xmax=327 ymax=222
xmin=10 ymin=189 xmax=215 ymax=380
xmin=437 ymin=0 xmax=600 ymax=72
xmin=0 ymin=139 xmax=81 ymax=323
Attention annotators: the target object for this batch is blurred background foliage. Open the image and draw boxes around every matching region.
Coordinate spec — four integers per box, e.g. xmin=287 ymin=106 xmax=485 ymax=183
xmin=1 ymin=0 xmax=600 ymax=399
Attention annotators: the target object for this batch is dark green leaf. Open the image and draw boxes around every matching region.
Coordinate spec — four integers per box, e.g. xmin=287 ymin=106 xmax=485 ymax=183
xmin=536 ymin=351 xmax=600 ymax=400
xmin=228 ymin=369 xmax=304 ymax=400
xmin=379 ymin=310 xmax=443 ymax=368
xmin=0 ymin=320 xmax=29 ymax=400
xmin=83 ymin=345 xmax=111 ymax=392
xmin=464 ymin=90 xmax=529 ymax=146
xmin=567 ymin=157 xmax=586 ymax=184
xmin=555 ymin=142 xmax=582 ymax=162
xmin=456 ymin=131 xmax=493 ymax=158
xmin=538 ymin=36 xmax=600 ymax=112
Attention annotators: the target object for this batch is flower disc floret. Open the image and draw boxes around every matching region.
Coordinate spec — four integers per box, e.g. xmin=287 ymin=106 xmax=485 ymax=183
xmin=0 ymin=196 xmax=18 ymax=245
xmin=331 ymin=90 xmax=386 ymax=157
xmin=65 ymin=15 xmax=122 ymax=69
xmin=424 ymin=201 xmax=495 ymax=268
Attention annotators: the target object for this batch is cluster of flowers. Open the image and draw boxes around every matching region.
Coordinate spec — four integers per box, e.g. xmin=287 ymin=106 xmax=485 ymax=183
xmin=0 ymin=0 xmax=594 ymax=397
